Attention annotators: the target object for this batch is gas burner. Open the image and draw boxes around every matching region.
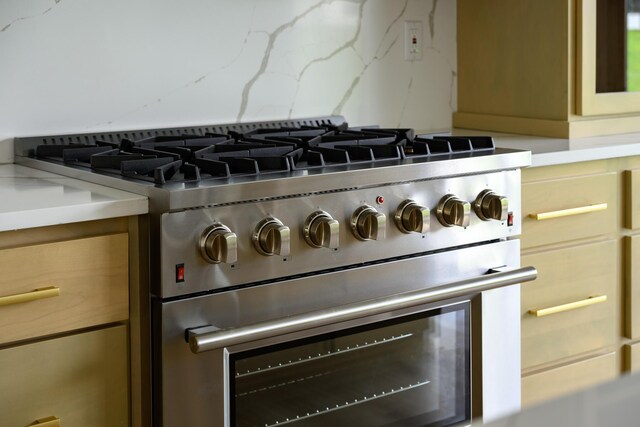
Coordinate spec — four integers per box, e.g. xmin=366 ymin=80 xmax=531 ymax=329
xmin=30 ymin=122 xmax=496 ymax=185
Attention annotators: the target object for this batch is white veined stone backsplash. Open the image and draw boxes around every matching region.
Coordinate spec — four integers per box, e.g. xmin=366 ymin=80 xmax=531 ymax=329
xmin=0 ymin=0 xmax=456 ymax=163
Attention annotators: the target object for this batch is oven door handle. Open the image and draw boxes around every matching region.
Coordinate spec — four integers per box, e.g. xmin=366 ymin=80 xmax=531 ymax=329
xmin=187 ymin=265 xmax=537 ymax=354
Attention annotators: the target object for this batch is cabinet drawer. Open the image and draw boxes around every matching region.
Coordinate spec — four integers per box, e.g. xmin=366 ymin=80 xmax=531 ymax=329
xmin=521 ymin=172 xmax=616 ymax=249
xmin=522 ymin=352 xmax=618 ymax=407
xmin=521 ymin=240 xmax=618 ymax=369
xmin=0 ymin=234 xmax=128 ymax=344
xmin=0 ymin=325 xmax=128 ymax=427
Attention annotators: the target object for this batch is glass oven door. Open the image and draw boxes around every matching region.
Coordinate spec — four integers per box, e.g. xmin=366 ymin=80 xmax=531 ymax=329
xmin=230 ymin=302 xmax=470 ymax=427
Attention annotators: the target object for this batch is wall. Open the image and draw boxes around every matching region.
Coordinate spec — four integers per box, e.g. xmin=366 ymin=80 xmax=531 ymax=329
xmin=0 ymin=0 xmax=456 ymax=164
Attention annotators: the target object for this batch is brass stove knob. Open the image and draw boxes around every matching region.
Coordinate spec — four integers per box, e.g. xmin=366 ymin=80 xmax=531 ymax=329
xmin=436 ymin=194 xmax=471 ymax=228
xmin=474 ymin=189 xmax=509 ymax=221
xmin=199 ymin=223 xmax=238 ymax=264
xmin=304 ymin=211 xmax=339 ymax=249
xmin=252 ymin=217 xmax=290 ymax=256
xmin=351 ymin=205 xmax=386 ymax=241
xmin=394 ymin=200 xmax=430 ymax=234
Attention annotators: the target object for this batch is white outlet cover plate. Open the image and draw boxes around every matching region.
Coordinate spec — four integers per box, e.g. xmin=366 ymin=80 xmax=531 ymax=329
xmin=404 ymin=21 xmax=423 ymax=61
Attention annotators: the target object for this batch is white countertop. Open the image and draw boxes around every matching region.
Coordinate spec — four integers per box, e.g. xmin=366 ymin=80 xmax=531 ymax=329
xmin=0 ymin=164 xmax=148 ymax=232
xmin=445 ymin=129 xmax=640 ymax=167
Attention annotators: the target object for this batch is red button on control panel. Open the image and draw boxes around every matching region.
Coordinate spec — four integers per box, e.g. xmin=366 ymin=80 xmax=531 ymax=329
xmin=507 ymin=212 xmax=514 ymax=227
xmin=176 ymin=264 xmax=185 ymax=283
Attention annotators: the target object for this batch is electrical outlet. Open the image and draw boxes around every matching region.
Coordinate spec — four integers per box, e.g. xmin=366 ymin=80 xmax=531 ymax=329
xmin=404 ymin=21 xmax=423 ymax=61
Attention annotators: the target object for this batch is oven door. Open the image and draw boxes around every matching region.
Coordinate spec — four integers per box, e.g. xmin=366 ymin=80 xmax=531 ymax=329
xmin=228 ymin=300 xmax=471 ymax=427
xmin=156 ymin=240 xmax=536 ymax=427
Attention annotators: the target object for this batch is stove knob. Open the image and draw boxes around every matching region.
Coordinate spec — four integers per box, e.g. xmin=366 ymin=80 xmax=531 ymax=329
xmin=474 ymin=189 xmax=509 ymax=221
xmin=436 ymin=194 xmax=471 ymax=228
xmin=351 ymin=205 xmax=386 ymax=241
xmin=304 ymin=211 xmax=340 ymax=249
xmin=252 ymin=217 xmax=291 ymax=256
xmin=199 ymin=223 xmax=238 ymax=264
xmin=394 ymin=200 xmax=430 ymax=234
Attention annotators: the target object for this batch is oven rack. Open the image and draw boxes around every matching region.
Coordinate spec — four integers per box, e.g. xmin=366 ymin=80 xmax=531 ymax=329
xmin=235 ymin=332 xmax=413 ymax=378
xmin=261 ymin=379 xmax=432 ymax=427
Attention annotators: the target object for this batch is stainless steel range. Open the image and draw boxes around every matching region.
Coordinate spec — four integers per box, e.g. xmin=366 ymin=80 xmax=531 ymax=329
xmin=15 ymin=116 xmax=536 ymax=427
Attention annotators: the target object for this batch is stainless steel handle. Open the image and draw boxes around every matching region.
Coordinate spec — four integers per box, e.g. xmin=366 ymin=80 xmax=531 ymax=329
xmin=529 ymin=203 xmax=607 ymax=221
xmin=188 ymin=265 xmax=537 ymax=353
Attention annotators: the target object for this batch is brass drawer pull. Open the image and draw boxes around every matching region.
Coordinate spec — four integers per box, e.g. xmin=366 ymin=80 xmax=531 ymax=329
xmin=0 ymin=286 xmax=60 ymax=307
xmin=529 ymin=203 xmax=607 ymax=221
xmin=528 ymin=295 xmax=607 ymax=317
xmin=29 ymin=416 xmax=60 ymax=427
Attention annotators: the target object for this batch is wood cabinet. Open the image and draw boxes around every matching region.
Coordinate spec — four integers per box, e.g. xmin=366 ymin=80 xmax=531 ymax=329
xmin=521 ymin=240 xmax=618 ymax=369
xmin=522 ymin=352 xmax=618 ymax=407
xmin=0 ymin=234 xmax=128 ymax=345
xmin=520 ymin=160 xmax=625 ymax=405
xmin=0 ymin=325 xmax=128 ymax=427
xmin=0 ymin=218 xmax=143 ymax=427
xmin=455 ymin=0 xmax=640 ymax=138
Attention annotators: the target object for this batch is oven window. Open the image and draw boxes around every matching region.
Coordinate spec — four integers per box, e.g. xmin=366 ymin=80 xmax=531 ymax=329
xmin=229 ymin=302 xmax=470 ymax=427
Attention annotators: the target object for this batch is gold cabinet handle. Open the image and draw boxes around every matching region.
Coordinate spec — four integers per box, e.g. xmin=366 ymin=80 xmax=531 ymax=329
xmin=529 ymin=203 xmax=608 ymax=220
xmin=528 ymin=295 xmax=607 ymax=317
xmin=0 ymin=286 xmax=60 ymax=307
xmin=29 ymin=416 xmax=60 ymax=427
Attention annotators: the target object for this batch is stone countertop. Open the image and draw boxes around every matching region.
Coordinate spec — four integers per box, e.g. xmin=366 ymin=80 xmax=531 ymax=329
xmin=0 ymin=164 xmax=148 ymax=232
xmin=443 ymin=129 xmax=640 ymax=167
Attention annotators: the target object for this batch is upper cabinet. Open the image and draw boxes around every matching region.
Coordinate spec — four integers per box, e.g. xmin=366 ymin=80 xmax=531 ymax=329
xmin=578 ymin=0 xmax=640 ymax=115
xmin=455 ymin=0 xmax=640 ymax=138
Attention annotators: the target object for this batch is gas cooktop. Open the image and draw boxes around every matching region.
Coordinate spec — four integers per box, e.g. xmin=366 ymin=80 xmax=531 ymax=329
xmin=14 ymin=116 xmax=530 ymax=212
xmin=17 ymin=117 xmax=496 ymax=185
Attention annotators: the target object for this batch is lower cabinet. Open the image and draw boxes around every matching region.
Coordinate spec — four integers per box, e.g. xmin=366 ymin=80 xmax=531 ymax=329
xmin=521 ymin=240 xmax=618 ymax=369
xmin=521 ymin=352 xmax=618 ymax=407
xmin=0 ymin=325 xmax=129 ymax=427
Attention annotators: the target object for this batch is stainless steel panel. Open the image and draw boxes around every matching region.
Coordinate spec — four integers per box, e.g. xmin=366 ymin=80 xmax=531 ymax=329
xmin=188 ymin=266 xmax=536 ymax=353
xmin=158 ymin=239 xmax=522 ymax=427
xmin=159 ymin=170 xmax=522 ymax=297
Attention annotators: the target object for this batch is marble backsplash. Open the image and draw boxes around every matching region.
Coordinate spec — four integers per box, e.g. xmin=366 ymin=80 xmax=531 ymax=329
xmin=0 ymin=0 xmax=456 ymax=163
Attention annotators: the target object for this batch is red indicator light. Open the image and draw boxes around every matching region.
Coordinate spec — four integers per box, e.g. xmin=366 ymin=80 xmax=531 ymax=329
xmin=507 ymin=212 xmax=514 ymax=227
xmin=376 ymin=196 xmax=385 ymax=205
xmin=176 ymin=264 xmax=185 ymax=283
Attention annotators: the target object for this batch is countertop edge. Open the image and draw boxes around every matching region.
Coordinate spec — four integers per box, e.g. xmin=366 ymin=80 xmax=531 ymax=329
xmin=1 ymin=164 xmax=149 ymax=232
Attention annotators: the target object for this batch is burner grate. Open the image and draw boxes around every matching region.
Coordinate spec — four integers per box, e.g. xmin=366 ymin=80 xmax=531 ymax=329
xmin=23 ymin=116 xmax=496 ymax=186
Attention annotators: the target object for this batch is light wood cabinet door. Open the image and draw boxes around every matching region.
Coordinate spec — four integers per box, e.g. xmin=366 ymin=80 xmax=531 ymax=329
xmin=522 ymin=352 xmax=618 ymax=407
xmin=0 ymin=233 xmax=128 ymax=344
xmin=521 ymin=240 xmax=618 ymax=369
xmin=521 ymin=172 xmax=617 ymax=249
xmin=0 ymin=325 xmax=129 ymax=427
